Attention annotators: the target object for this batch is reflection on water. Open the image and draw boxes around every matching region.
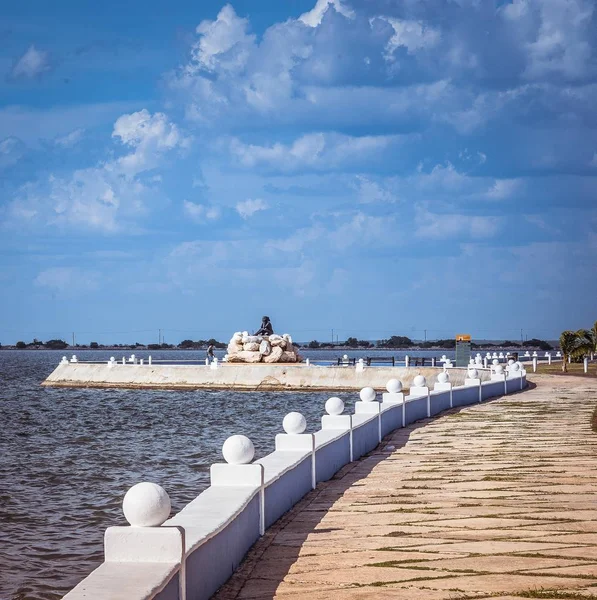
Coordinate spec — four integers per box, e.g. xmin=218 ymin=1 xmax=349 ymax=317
xmin=0 ymin=348 xmax=447 ymax=599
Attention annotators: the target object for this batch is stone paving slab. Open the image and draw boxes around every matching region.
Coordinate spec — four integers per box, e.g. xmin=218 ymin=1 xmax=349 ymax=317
xmin=214 ymin=375 xmax=597 ymax=599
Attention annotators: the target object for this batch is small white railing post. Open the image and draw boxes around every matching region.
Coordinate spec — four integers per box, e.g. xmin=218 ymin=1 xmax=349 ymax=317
xmin=354 ymin=387 xmax=381 ymax=442
xmin=532 ymin=357 xmax=537 ymax=373
xmin=584 ymin=356 xmax=588 ymax=374
xmin=404 ymin=355 xmax=410 ymax=368
xmin=275 ymin=412 xmax=315 ymax=489
xmin=382 ymin=379 xmax=405 ymax=427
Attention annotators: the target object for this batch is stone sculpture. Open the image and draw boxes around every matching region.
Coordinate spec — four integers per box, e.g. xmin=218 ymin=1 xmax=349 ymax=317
xmin=226 ymin=330 xmax=302 ymax=363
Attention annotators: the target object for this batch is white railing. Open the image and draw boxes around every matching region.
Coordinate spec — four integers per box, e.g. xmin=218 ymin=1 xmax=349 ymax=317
xmin=63 ymin=366 xmax=528 ymax=600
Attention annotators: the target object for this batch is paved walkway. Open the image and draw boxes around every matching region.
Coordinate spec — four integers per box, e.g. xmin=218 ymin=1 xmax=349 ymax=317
xmin=215 ymin=375 xmax=597 ymax=600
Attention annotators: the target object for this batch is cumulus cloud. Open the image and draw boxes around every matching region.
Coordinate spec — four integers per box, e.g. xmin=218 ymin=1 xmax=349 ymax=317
xmin=183 ymin=200 xmax=221 ymax=223
xmin=236 ymin=198 xmax=268 ymax=219
xmin=7 ymin=110 xmax=187 ymax=232
xmin=9 ymin=45 xmax=51 ymax=80
xmin=112 ymin=109 xmax=190 ymax=178
xmin=299 ymin=0 xmax=355 ymax=27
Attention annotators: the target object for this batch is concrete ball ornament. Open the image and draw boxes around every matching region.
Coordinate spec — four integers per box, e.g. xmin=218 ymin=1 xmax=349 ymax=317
xmin=386 ymin=379 xmax=402 ymax=393
xmin=283 ymin=412 xmax=307 ymax=435
xmin=413 ymin=375 xmax=426 ymax=387
xmin=467 ymin=368 xmax=479 ymax=379
xmin=222 ymin=435 xmax=255 ymax=465
xmin=359 ymin=387 xmax=376 ymax=402
xmin=325 ymin=397 xmax=345 ymax=415
xmin=123 ymin=482 xmax=171 ymax=527
xmin=437 ymin=372 xmax=449 ymax=384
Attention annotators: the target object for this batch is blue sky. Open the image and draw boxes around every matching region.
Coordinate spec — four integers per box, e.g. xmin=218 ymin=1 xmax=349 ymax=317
xmin=1 ymin=0 xmax=596 ymax=345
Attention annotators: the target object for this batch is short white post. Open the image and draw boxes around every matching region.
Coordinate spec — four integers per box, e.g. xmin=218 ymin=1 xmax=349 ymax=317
xmin=60 ymin=356 xmax=68 ymax=365
xmin=355 ymin=387 xmax=381 ymax=443
xmin=205 ymin=358 xmax=209 ymax=366
xmin=483 ymin=357 xmax=488 ymax=369
xmin=547 ymin=353 xmax=551 ymax=365
xmin=306 ymin=358 xmax=310 ymax=366
xmin=407 ymin=376 xmax=430 ymax=417
xmin=356 ymin=358 xmax=364 ymax=373
xmin=532 ymin=356 xmax=537 ymax=373
xmin=404 ymin=354 xmax=410 ymax=368
xmin=322 ymin=397 xmax=353 ymax=461
xmin=210 ymin=358 xmax=219 ymax=370
xmin=122 ymin=357 xmax=126 ymax=365
xmin=584 ymin=356 xmax=588 ymax=373
xmin=212 ymin=435 xmax=265 ymax=536
xmin=104 ymin=482 xmax=185 ymax=600
xmin=434 ymin=372 xmax=452 ymax=408
xmin=140 ymin=358 xmax=144 ymax=365
xmin=568 ymin=354 xmax=572 ymax=364
xmin=148 ymin=356 xmax=152 ymax=366
xmin=382 ymin=379 xmax=405 ymax=427
xmin=276 ymin=413 xmax=315 ymax=489
xmin=70 ymin=355 xmax=78 ymax=363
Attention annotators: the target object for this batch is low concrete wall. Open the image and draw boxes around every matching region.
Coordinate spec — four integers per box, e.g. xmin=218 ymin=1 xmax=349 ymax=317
xmin=63 ymin=374 xmax=527 ymax=600
xmin=43 ymin=362 xmax=490 ymax=391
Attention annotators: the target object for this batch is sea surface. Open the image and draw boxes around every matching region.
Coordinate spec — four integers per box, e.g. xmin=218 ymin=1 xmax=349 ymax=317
xmin=0 ymin=348 xmax=454 ymax=600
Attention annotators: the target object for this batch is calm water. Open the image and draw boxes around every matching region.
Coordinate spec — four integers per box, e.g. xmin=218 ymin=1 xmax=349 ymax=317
xmin=0 ymin=348 xmax=451 ymax=600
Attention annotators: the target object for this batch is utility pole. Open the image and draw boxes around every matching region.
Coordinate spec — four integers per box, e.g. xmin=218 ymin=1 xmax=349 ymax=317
xmin=72 ymin=332 xmax=75 ymax=347
xmin=158 ymin=329 xmax=162 ymax=345
xmin=424 ymin=329 xmax=427 ymax=342
xmin=331 ymin=328 xmax=334 ymax=345
xmin=520 ymin=328 xmax=523 ymax=346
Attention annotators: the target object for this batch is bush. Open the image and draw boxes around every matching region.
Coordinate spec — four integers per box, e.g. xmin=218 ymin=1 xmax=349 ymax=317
xmin=44 ymin=339 xmax=68 ymax=350
xmin=16 ymin=341 xmax=26 ymax=349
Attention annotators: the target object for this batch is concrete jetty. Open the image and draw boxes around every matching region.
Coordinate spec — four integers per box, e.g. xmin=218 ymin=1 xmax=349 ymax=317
xmin=214 ymin=374 xmax=597 ymax=599
xmin=42 ymin=361 xmax=490 ymax=391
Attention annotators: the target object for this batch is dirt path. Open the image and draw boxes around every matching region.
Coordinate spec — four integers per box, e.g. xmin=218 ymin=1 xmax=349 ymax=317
xmin=214 ymin=375 xmax=597 ymax=600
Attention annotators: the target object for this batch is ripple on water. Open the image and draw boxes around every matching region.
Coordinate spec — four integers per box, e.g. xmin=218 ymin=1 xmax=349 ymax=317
xmin=0 ymin=349 xmax=354 ymax=600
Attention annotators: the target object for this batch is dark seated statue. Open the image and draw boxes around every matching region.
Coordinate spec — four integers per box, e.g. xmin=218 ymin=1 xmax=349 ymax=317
xmin=255 ymin=316 xmax=274 ymax=337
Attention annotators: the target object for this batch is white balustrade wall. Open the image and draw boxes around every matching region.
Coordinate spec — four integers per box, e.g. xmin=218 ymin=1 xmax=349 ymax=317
xmin=63 ymin=366 xmax=528 ymax=600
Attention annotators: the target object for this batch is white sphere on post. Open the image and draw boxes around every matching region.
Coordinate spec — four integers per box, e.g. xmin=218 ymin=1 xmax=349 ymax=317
xmin=413 ymin=375 xmax=426 ymax=387
xmin=123 ymin=482 xmax=171 ymax=527
xmin=467 ymin=368 xmax=478 ymax=379
xmin=325 ymin=397 xmax=345 ymax=415
xmin=222 ymin=435 xmax=255 ymax=465
xmin=386 ymin=379 xmax=402 ymax=393
xmin=359 ymin=387 xmax=376 ymax=402
xmin=283 ymin=412 xmax=307 ymax=435
xmin=437 ymin=372 xmax=449 ymax=384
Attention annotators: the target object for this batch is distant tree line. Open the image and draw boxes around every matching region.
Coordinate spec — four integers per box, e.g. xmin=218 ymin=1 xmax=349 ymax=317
xmin=304 ymin=335 xmax=555 ymax=350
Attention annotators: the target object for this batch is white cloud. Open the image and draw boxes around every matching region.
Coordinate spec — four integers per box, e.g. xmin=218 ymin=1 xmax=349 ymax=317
xmin=236 ymin=198 xmax=268 ymax=219
xmin=377 ymin=18 xmax=440 ymax=59
xmin=485 ymin=179 xmax=521 ymax=200
xmin=189 ymin=4 xmax=255 ymax=74
xmin=54 ymin=129 xmax=85 ymax=148
xmin=299 ymin=0 xmax=355 ymax=27
xmin=183 ymin=200 xmax=221 ymax=223
xmin=415 ymin=206 xmax=502 ymax=239
xmin=353 ymin=176 xmax=398 ymax=204
xmin=10 ymin=45 xmax=51 ymax=80
xmin=7 ymin=110 xmax=186 ymax=232
xmin=229 ymin=132 xmax=402 ymax=173
xmin=34 ymin=267 xmax=100 ymax=294
xmin=112 ymin=109 xmax=190 ymax=178
xmin=0 ymin=136 xmax=25 ymax=169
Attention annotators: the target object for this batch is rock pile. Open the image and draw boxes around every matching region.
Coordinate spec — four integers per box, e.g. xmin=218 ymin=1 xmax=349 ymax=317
xmin=226 ymin=332 xmax=302 ymax=363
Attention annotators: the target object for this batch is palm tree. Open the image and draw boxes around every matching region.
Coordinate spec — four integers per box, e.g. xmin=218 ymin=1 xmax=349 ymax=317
xmin=591 ymin=321 xmax=597 ymax=359
xmin=574 ymin=329 xmax=594 ymax=361
xmin=559 ymin=330 xmax=579 ymax=372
